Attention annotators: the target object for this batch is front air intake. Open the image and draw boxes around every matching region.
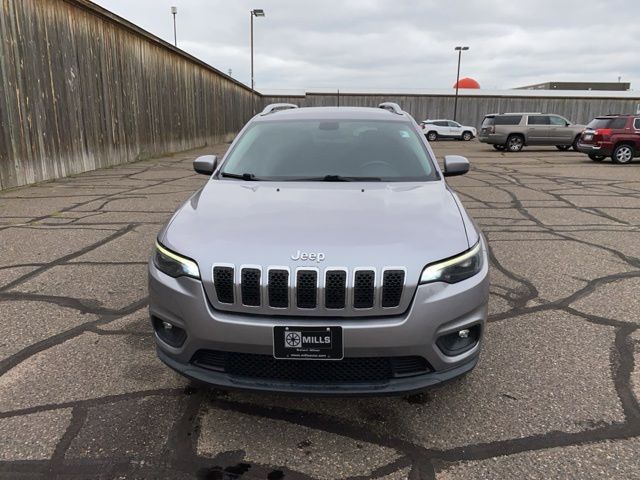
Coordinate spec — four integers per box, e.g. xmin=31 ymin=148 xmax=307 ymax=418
xmin=325 ymin=270 xmax=347 ymax=309
xmin=353 ymin=270 xmax=375 ymax=308
xmin=268 ymin=269 xmax=289 ymax=308
xmin=382 ymin=270 xmax=405 ymax=307
xmin=213 ymin=266 xmax=234 ymax=304
xmin=241 ymin=268 xmax=261 ymax=306
xmin=296 ymin=270 xmax=318 ymax=309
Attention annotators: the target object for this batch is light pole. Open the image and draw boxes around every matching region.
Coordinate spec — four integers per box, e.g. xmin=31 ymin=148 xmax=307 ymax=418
xmin=453 ymin=46 xmax=469 ymax=121
xmin=171 ymin=6 xmax=177 ymax=47
xmin=250 ymin=9 xmax=265 ymax=93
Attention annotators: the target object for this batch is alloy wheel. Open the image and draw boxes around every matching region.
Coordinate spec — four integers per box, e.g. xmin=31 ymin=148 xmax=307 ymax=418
xmin=614 ymin=145 xmax=633 ymax=164
xmin=508 ymin=136 xmax=523 ymax=152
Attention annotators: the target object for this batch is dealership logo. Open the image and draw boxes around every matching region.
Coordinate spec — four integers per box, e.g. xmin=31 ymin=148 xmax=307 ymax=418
xmin=285 ymin=331 xmax=302 ymax=348
xmin=291 ymin=250 xmax=325 ymax=262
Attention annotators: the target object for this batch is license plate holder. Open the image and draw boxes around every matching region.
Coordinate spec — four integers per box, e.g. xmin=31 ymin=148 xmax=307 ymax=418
xmin=273 ymin=326 xmax=343 ymax=360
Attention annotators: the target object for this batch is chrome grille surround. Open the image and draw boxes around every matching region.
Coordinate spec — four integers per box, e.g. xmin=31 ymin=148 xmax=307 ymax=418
xmin=209 ymin=264 xmax=410 ymax=317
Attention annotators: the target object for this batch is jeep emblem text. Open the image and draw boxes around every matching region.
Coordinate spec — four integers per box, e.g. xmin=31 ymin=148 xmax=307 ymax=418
xmin=291 ymin=250 xmax=325 ymax=262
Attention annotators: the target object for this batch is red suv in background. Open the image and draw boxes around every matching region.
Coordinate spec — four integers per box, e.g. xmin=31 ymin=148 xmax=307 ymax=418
xmin=576 ymin=115 xmax=640 ymax=164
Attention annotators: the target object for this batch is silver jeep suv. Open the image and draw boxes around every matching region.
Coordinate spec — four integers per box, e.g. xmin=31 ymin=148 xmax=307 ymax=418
xmin=479 ymin=113 xmax=584 ymax=152
xmin=148 ymin=102 xmax=489 ymax=395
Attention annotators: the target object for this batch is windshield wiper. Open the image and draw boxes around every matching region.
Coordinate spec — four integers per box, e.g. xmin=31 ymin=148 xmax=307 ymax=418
xmin=286 ymin=175 xmax=382 ymax=182
xmin=220 ymin=172 xmax=261 ymax=181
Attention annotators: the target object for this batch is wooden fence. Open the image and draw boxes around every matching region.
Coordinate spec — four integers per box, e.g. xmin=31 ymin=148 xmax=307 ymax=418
xmin=261 ymin=92 xmax=640 ymax=130
xmin=0 ymin=0 xmax=257 ymax=190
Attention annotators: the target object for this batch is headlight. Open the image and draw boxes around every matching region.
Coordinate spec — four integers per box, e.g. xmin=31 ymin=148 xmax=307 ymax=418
xmin=420 ymin=241 xmax=482 ymax=284
xmin=154 ymin=241 xmax=200 ymax=279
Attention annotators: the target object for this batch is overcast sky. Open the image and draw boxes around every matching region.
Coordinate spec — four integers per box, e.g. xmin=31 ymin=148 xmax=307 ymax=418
xmin=93 ymin=0 xmax=639 ymax=92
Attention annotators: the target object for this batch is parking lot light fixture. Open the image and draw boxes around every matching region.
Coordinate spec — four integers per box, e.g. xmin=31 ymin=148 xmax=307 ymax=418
xmin=453 ymin=46 xmax=469 ymax=122
xmin=250 ymin=9 xmax=266 ymax=114
xmin=171 ymin=6 xmax=178 ymax=47
xmin=250 ymin=9 xmax=266 ymax=92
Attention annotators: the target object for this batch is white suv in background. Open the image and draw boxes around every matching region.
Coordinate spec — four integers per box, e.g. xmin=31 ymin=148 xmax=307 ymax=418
xmin=420 ymin=120 xmax=477 ymax=142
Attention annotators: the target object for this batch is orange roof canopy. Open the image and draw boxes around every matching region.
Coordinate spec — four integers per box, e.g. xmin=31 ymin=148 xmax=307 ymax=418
xmin=453 ymin=77 xmax=480 ymax=89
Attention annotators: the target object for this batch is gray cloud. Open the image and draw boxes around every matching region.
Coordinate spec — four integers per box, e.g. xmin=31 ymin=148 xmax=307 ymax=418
xmin=94 ymin=0 xmax=640 ymax=91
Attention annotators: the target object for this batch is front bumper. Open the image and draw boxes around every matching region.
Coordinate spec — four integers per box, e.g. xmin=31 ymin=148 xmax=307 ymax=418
xmin=158 ymin=347 xmax=479 ymax=395
xmin=148 ymin=247 xmax=489 ymax=395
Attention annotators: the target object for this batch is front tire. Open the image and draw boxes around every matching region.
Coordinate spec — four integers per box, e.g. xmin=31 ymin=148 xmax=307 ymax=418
xmin=462 ymin=131 xmax=473 ymax=141
xmin=556 ymin=145 xmax=571 ymax=151
xmin=506 ymin=134 xmax=524 ymax=152
xmin=612 ymin=144 xmax=634 ymax=164
xmin=572 ymin=135 xmax=581 ymax=151
xmin=426 ymin=131 xmax=438 ymax=142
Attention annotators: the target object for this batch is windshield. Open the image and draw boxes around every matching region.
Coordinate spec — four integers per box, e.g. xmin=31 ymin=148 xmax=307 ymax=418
xmin=220 ymin=119 xmax=438 ymax=181
xmin=587 ymin=118 xmax=614 ymax=129
xmin=481 ymin=116 xmax=495 ymax=127
xmin=586 ymin=117 xmax=627 ymax=130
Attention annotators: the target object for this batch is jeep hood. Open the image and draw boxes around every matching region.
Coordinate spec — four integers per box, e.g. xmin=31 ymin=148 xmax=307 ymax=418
xmin=161 ymin=180 xmax=475 ymax=284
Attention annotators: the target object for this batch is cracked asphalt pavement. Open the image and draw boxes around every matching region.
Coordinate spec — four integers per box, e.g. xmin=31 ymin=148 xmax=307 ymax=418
xmin=1 ymin=141 xmax=639 ymax=479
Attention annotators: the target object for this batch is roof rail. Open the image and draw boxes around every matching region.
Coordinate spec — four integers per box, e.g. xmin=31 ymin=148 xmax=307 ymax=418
xmin=378 ymin=102 xmax=403 ymax=115
xmin=260 ymin=103 xmax=298 ymax=115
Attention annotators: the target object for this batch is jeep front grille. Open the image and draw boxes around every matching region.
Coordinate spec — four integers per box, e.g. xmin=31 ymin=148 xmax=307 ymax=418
xmin=210 ymin=265 xmax=409 ymax=317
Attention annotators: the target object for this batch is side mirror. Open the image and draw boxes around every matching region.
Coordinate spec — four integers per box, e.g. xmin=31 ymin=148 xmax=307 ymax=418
xmin=443 ymin=155 xmax=470 ymax=177
xmin=193 ymin=155 xmax=218 ymax=175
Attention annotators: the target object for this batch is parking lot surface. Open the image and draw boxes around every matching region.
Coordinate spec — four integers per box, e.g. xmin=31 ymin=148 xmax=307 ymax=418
xmin=1 ymin=141 xmax=639 ymax=479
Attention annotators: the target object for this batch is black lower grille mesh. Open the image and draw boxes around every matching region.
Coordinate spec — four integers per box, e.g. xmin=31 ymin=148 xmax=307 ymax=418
xmin=191 ymin=350 xmax=430 ymax=383
xmin=296 ymin=270 xmax=317 ymax=308
xmin=268 ymin=269 xmax=289 ymax=308
xmin=192 ymin=350 xmax=225 ymax=371
xmin=241 ymin=268 xmax=261 ymax=306
xmin=213 ymin=266 xmax=234 ymax=304
xmin=353 ymin=270 xmax=375 ymax=308
xmin=325 ymin=270 xmax=347 ymax=309
xmin=382 ymin=270 xmax=405 ymax=307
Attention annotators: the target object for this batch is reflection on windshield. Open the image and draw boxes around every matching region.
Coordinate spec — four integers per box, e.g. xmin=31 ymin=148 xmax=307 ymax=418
xmin=220 ymin=119 xmax=438 ymax=182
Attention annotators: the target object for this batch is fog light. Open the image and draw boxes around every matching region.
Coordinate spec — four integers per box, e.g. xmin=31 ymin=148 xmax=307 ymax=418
xmin=152 ymin=316 xmax=187 ymax=348
xmin=437 ymin=325 xmax=480 ymax=356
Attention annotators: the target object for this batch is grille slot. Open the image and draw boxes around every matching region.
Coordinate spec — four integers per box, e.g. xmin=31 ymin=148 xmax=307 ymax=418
xmin=296 ymin=270 xmax=318 ymax=309
xmin=213 ymin=266 xmax=234 ymax=304
xmin=325 ymin=270 xmax=347 ymax=309
xmin=353 ymin=270 xmax=375 ymax=308
xmin=191 ymin=350 xmax=431 ymax=383
xmin=241 ymin=268 xmax=261 ymax=306
xmin=382 ymin=270 xmax=405 ymax=307
xmin=268 ymin=269 xmax=289 ymax=308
